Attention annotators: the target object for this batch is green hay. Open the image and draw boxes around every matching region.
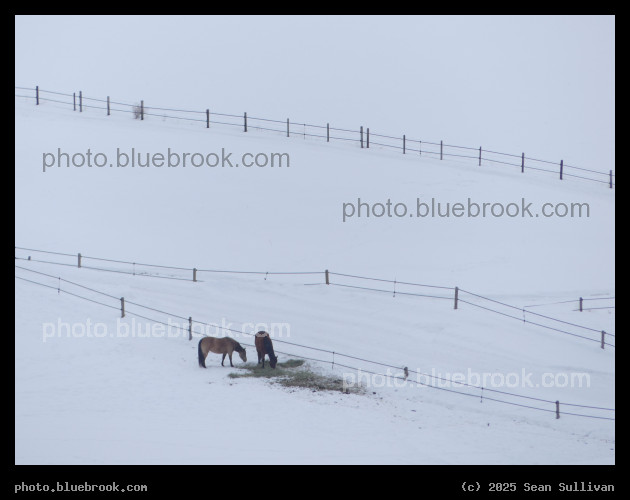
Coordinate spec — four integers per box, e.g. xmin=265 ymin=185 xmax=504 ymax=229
xmin=227 ymin=363 xmax=290 ymax=379
xmin=277 ymin=359 xmax=305 ymax=368
xmin=227 ymin=358 xmax=361 ymax=394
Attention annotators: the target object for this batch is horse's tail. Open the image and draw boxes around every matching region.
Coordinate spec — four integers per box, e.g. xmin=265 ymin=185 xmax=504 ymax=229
xmin=198 ymin=338 xmax=206 ymax=368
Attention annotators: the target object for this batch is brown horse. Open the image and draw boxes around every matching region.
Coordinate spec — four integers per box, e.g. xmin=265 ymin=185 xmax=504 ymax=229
xmin=255 ymin=331 xmax=278 ymax=368
xmin=198 ymin=336 xmax=247 ymax=368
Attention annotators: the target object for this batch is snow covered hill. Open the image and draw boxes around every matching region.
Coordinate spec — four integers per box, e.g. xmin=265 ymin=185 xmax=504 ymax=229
xmin=14 ymin=95 xmax=614 ymax=464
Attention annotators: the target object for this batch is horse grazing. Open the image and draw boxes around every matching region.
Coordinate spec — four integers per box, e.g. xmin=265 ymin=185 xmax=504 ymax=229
xmin=198 ymin=336 xmax=247 ymax=368
xmin=255 ymin=331 xmax=278 ymax=368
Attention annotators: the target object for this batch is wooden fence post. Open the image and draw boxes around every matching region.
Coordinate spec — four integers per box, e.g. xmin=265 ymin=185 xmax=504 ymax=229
xmin=325 ymin=269 xmax=330 ymax=285
xmin=479 ymin=147 xmax=482 ymax=166
xmin=440 ymin=140 xmax=443 ymax=160
xmin=193 ymin=268 xmax=197 ymax=282
xmin=360 ymin=126 xmax=363 ymax=148
xmin=79 ymin=91 xmax=82 ymax=112
xmin=140 ymin=100 xmax=144 ymax=120
xmin=610 ymin=170 xmax=613 ymax=189
xmin=521 ymin=153 xmax=525 ymax=173
xmin=579 ymin=297 xmax=583 ymax=312
xmin=244 ymin=112 xmax=247 ymax=132
xmin=77 ymin=253 xmax=81 ymax=268
xmin=601 ymin=331 xmax=605 ymax=349
xmin=454 ymin=286 xmax=459 ymax=310
xmin=36 ymin=86 xmax=39 ymax=105
xmin=556 ymin=400 xmax=560 ymax=419
xmin=419 ymin=140 xmax=422 ymax=156
xmin=107 ymin=96 xmax=110 ymax=116
xmin=366 ymin=128 xmax=369 ymax=148
xmin=121 ymin=297 xmax=125 ymax=318
xmin=287 ymin=118 xmax=290 ymax=137
xmin=73 ymin=92 xmax=76 ymax=111
xmin=560 ymin=159 xmax=563 ymax=180
xmin=189 ymin=317 xmax=193 ymax=341
xmin=403 ymin=135 xmax=406 ymax=154
xmin=206 ymin=109 xmax=210 ymax=128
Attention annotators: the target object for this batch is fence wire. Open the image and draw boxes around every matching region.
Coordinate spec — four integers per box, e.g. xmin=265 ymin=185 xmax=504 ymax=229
xmin=16 ymin=86 xmax=614 ymax=188
xmin=15 ymin=246 xmax=614 ymax=348
xmin=15 ymin=269 xmax=615 ymax=421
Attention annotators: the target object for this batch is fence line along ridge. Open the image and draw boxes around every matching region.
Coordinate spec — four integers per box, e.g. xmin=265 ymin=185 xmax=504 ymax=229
xmin=15 ymin=246 xmax=614 ymax=349
xmin=16 ymin=86 xmax=614 ymax=189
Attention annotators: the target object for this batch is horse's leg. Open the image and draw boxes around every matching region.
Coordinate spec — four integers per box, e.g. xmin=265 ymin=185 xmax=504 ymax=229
xmin=228 ymin=351 xmax=234 ymax=367
xmin=262 ymin=354 xmax=265 ymax=368
xmin=221 ymin=353 xmax=226 ymax=366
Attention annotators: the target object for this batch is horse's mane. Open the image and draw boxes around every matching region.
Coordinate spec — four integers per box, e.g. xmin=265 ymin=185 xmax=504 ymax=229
xmin=262 ymin=336 xmax=276 ymax=357
xmin=232 ymin=340 xmax=245 ymax=353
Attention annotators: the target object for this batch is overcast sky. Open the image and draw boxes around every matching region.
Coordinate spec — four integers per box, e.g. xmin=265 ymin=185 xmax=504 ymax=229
xmin=15 ymin=15 xmax=614 ymax=171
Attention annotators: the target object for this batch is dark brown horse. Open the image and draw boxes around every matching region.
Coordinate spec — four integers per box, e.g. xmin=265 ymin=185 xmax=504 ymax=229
xmin=255 ymin=331 xmax=278 ymax=368
xmin=198 ymin=336 xmax=247 ymax=368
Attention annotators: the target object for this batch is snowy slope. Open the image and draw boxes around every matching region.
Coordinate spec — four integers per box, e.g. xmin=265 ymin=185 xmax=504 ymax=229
xmin=15 ymin=99 xmax=614 ymax=295
xmin=14 ymin=98 xmax=614 ymax=464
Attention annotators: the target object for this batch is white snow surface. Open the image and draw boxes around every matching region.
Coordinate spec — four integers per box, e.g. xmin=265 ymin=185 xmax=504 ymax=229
xmin=14 ymin=98 xmax=614 ymax=464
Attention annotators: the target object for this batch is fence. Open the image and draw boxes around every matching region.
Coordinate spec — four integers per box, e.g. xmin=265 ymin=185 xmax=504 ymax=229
xmin=15 ymin=85 xmax=615 ymax=189
xmin=15 ymin=246 xmax=614 ymax=350
xmin=524 ymin=296 xmax=616 ymax=313
xmin=14 ymin=264 xmax=614 ymax=422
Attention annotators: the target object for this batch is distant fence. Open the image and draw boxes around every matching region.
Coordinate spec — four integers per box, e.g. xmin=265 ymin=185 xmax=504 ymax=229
xmin=524 ymin=296 xmax=616 ymax=313
xmin=15 ymin=264 xmax=615 ymax=422
xmin=15 ymin=85 xmax=615 ymax=189
xmin=15 ymin=246 xmax=614 ymax=350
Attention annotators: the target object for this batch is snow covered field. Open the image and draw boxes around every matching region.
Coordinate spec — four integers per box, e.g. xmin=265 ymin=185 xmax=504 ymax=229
xmin=15 ymin=15 xmax=614 ymax=465
xmin=14 ymin=98 xmax=614 ymax=464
